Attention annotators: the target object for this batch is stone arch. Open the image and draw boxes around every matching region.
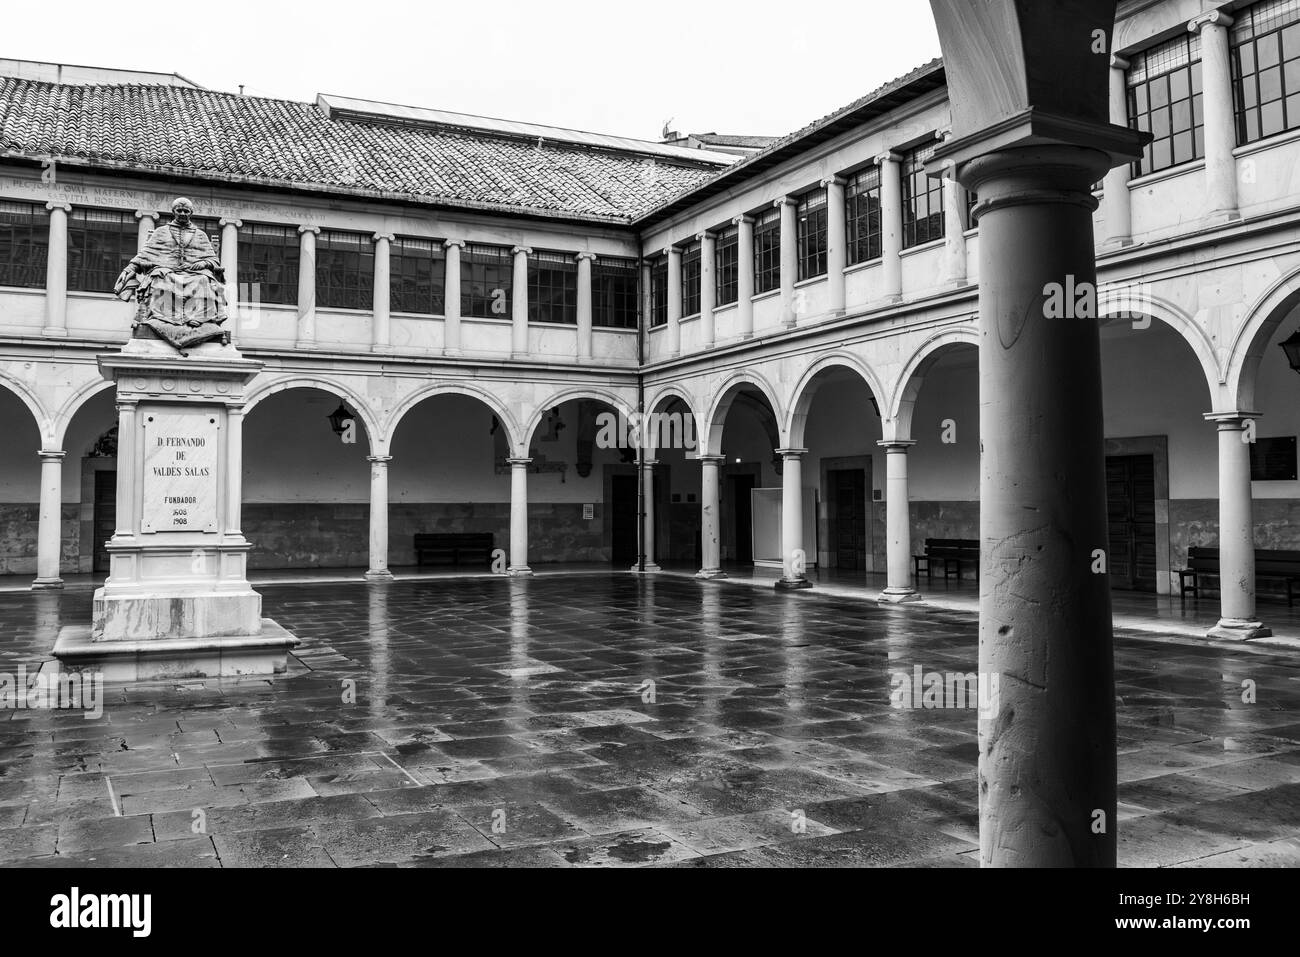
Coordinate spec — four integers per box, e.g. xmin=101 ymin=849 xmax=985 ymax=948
xmin=787 ymin=351 xmax=888 ymax=449
xmin=522 ymin=386 xmax=633 ymax=453
xmin=702 ymin=370 xmax=784 ymax=456
xmin=1097 ymin=288 xmax=1221 ymax=402
xmin=51 ymin=378 xmax=116 ymax=452
xmin=888 ymin=327 xmax=979 ymax=440
xmin=1225 ymin=265 xmax=1300 ymax=411
xmin=386 ymin=382 xmax=522 ymax=457
xmin=244 ymin=375 xmax=380 ymax=452
xmin=0 ymin=369 xmax=53 ymax=447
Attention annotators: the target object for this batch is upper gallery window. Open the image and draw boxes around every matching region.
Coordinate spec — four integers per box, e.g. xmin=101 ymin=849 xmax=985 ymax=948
xmin=68 ymin=208 xmax=136 ymax=293
xmin=845 ymin=168 xmax=882 ymax=265
xmin=1127 ymin=33 xmax=1204 ymax=176
xmin=901 ymin=141 xmax=945 ymax=249
xmin=316 ymin=230 xmax=374 ymax=310
xmin=528 ymin=250 xmax=577 ymax=324
xmin=593 ymin=256 xmax=638 ymax=329
xmin=461 ymin=243 xmax=512 ymax=319
xmin=797 ymin=187 xmax=828 ymax=281
xmin=649 ymin=254 xmax=668 ymax=327
xmin=753 ymin=207 xmax=781 ymax=294
xmin=0 ymin=200 xmax=48 ymax=289
xmin=1232 ymin=0 xmax=1300 ymax=143
xmin=238 ymin=222 xmax=300 ymax=306
xmin=390 ymin=237 xmax=446 ymax=315
xmin=714 ymin=226 xmax=739 ymax=305
xmin=681 ymin=241 xmax=702 ymax=317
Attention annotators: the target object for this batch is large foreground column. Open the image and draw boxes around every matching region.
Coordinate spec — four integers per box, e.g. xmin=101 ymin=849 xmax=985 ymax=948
xmin=775 ymin=448 xmax=810 ymax=589
xmin=878 ymin=440 xmax=920 ymax=603
xmin=508 ymin=457 xmax=532 ymax=575
xmin=33 ymin=450 xmax=65 ymax=589
xmin=1206 ymin=413 xmax=1270 ymax=639
xmin=696 ymin=454 xmax=726 ymax=579
xmin=365 ymin=454 xmax=393 ymax=582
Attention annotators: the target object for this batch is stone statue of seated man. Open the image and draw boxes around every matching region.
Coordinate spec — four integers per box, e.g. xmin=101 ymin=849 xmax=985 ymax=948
xmin=113 ymin=197 xmax=231 ymax=354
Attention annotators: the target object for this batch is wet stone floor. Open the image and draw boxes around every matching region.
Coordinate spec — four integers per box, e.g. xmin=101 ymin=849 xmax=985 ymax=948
xmin=1 ymin=574 xmax=1299 ymax=868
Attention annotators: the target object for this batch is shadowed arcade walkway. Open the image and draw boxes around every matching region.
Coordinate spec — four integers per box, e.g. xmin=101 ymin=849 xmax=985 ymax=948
xmin=0 ymin=575 xmax=1298 ymax=867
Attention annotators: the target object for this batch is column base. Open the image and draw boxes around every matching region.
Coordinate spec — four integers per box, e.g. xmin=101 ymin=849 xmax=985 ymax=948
xmin=1203 ymin=209 xmax=1241 ymax=227
xmin=41 ymin=327 xmax=68 ymax=337
xmin=631 ymin=563 xmax=662 ymax=574
xmin=369 ymin=344 xmax=391 ymax=354
xmin=878 ymin=587 xmax=923 ymax=604
xmin=31 ymin=577 xmax=64 ymax=590
xmin=1099 ymin=236 xmax=1133 ymax=251
xmin=364 ymin=569 xmax=395 ymax=582
xmin=443 ymin=347 xmax=462 ymax=357
xmin=507 ymin=566 xmax=533 ymax=577
xmin=775 ymin=577 xmax=812 ymax=590
xmin=695 ymin=568 xmax=728 ymax=580
xmin=1208 ymin=617 xmax=1272 ymax=640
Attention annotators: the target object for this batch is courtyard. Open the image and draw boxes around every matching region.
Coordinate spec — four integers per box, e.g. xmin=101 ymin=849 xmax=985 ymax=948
xmin=1 ymin=574 xmax=1298 ymax=868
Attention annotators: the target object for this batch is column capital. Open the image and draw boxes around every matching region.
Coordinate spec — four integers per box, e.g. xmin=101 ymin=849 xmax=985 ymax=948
xmin=366 ymin=454 xmax=392 ymax=464
xmin=45 ymin=201 xmax=71 ymax=213
xmin=1204 ymin=410 xmax=1260 ymax=426
xmin=877 ymin=439 xmax=917 ymax=451
xmin=574 ymin=251 xmax=597 ymax=263
xmin=38 ymin=449 xmax=66 ymax=462
xmin=698 ymin=454 xmax=726 ymax=465
xmin=665 ymin=245 xmax=681 ymax=259
xmin=443 ymin=238 xmax=466 ymax=250
xmin=773 ymin=196 xmax=798 ymax=209
xmin=875 ymin=150 xmax=904 ymax=165
xmin=732 ymin=214 xmax=754 ymax=227
xmin=373 ymin=232 xmax=395 ymax=244
xmin=134 ymin=209 xmax=157 ymax=221
xmin=820 ymin=174 xmax=847 ymax=189
xmin=507 ymin=456 xmax=532 ymax=466
xmin=696 ymin=230 xmax=715 ymax=244
xmin=511 ymin=246 xmax=532 ymax=257
xmin=298 ymin=224 xmax=321 ymax=235
xmin=1188 ymin=8 xmax=1233 ymax=33
xmin=775 ymin=447 xmax=807 ymax=459
xmin=1110 ymin=54 xmax=1130 ymax=71
xmin=219 ymin=217 xmax=243 ymax=228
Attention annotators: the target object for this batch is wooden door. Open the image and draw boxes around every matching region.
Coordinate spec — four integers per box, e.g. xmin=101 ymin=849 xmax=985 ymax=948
xmin=1105 ymin=454 xmax=1156 ymax=591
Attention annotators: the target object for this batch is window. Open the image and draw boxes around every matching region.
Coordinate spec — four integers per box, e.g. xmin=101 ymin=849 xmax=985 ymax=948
xmin=1232 ymin=0 xmax=1300 ymax=143
xmin=753 ymin=208 xmax=781 ymax=294
xmin=67 ymin=208 xmax=136 ymax=293
xmin=238 ymin=223 xmax=300 ymax=305
xmin=528 ymin=250 xmax=577 ymax=324
xmin=390 ymin=237 xmax=445 ymax=315
xmin=845 ymin=167 xmax=882 ymax=265
xmin=316 ymin=230 xmax=374 ymax=310
xmin=462 ymin=243 xmax=512 ymax=319
xmin=0 ymin=201 xmax=48 ymax=288
xmin=1127 ymin=33 xmax=1204 ymax=176
xmin=797 ymin=188 xmax=828 ymax=280
xmin=593 ymin=256 xmax=638 ymax=329
xmin=681 ymin=241 xmax=701 ymax=317
xmin=965 ymin=189 xmax=979 ymax=231
xmin=715 ymin=226 xmax=738 ymax=305
xmin=650 ymin=255 xmax=668 ymax=327
xmin=902 ymin=142 xmax=945 ymax=248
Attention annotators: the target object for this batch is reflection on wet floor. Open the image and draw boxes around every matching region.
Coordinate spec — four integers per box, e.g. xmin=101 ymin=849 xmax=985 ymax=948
xmin=0 ymin=575 xmax=1298 ymax=867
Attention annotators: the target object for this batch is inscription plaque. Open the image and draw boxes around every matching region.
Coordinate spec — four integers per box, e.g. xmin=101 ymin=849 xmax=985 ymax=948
xmin=141 ymin=411 xmax=220 ymax=532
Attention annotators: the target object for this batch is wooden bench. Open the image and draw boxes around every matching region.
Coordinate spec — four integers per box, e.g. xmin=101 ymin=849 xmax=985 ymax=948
xmin=1179 ymin=546 xmax=1300 ymax=606
xmin=414 ymin=532 xmax=494 ymax=568
xmin=914 ymin=538 xmax=980 ymax=582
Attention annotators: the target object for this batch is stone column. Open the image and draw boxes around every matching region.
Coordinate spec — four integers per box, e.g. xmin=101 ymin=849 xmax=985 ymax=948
xmin=365 ymin=454 xmax=393 ymax=581
xmin=1206 ymin=412 xmax=1270 ymax=638
xmin=511 ymin=246 xmax=531 ymax=358
xmin=1101 ymin=57 xmax=1133 ymax=248
xmin=878 ymin=440 xmax=921 ymax=602
xmin=508 ymin=457 xmax=533 ymax=575
xmin=777 ymin=197 xmax=798 ymax=327
xmin=877 ymin=152 xmax=904 ymax=302
xmin=775 ymin=448 xmax=811 ymax=589
xmin=114 ymin=401 xmax=138 ymax=534
xmin=443 ymin=239 xmax=464 ymax=355
xmin=372 ymin=232 xmax=393 ymax=353
xmin=1190 ymin=10 xmax=1239 ymax=223
xmin=33 ymin=450 xmax=65 ymax=589
xmin=296 ymin=225 xmax=320 ymax=347
xmin=939 ymin=134 xmax=969 ymax=287
xmin=822 ymin=176 xmax=847 ymax=315
xmin=575 ymin=252 xmax=595 ymax=361
xmin=698 ymin=231 xmax=716 ymax=348
xmin=634 ymin=458 xmax=661 ymax=572
xmin=43 ymin=202 xmax=70 ymax=338
xmin=696 ymin=454 xmax=726 ymax=579
xmin=135 ymin=209 xmax=156 ymax=247
xmin=735 ymin=214 xmax=755 ymax=339
xmin=666 ymin=246 xmax=682 ymax=356
xmin=225 ymin=409 xmax=245 ymax=538
xmin=220 ymin=218 xmax=241 ymax=319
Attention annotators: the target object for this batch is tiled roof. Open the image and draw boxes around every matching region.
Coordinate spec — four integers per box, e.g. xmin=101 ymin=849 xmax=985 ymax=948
xmin=0 ymin=77 xmax=730 ymax=224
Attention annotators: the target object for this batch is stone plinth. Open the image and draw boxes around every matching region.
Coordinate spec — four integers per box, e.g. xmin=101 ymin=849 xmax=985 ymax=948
xmin=53 ymin=336 xmax=297 ymax=680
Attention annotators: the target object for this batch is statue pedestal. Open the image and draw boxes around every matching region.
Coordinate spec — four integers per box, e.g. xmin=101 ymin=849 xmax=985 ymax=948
xmin=53 ymin=337 xmax=297 ymax=681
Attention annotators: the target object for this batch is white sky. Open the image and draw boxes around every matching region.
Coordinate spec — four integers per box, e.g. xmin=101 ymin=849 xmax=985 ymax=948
xmin=7 ymin=0 xmax=941 ymax=143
